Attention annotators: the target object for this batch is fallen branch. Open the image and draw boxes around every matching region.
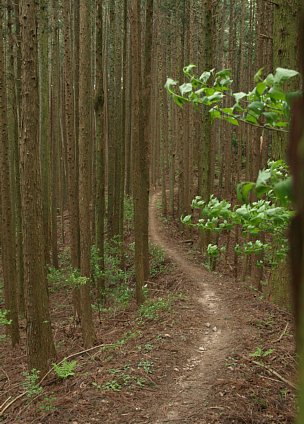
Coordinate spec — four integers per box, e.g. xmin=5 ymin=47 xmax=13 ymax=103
xmin=0 ymin=342 xmax=106 ymax=417
xmin=272 ymin=322 xmax=289 ymax=343
xmin=251 ymin=359 xmax=296 ymax=390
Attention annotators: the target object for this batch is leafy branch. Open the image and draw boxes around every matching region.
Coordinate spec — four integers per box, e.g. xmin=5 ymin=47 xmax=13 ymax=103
xmin=165 ymin=65 xmax=300 ymax=132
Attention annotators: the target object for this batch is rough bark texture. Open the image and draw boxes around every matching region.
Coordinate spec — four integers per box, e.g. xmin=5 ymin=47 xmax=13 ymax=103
xmin=79 ymin=0 xmax=95 ymax=347
xmin=0 ymin=9 xmax=20 ymax=346
xmin=20 ymin=0 xmax=55 ymax=372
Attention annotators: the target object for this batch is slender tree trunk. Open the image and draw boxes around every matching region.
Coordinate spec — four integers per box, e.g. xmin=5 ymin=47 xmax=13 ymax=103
xmin=63 ymin=0 xmax=81 ymax=318
xmin=79 ymin=0 xmax=95 ymax=347
xmin=0 ymin=8 xmax=20 ymax=346
xmin=95 ymin=0 xmax=105 ymax=301
xmin=20 ymin=0 xmax=55 ymax=372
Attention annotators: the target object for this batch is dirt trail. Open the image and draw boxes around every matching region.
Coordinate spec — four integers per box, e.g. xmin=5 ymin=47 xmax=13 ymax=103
xmin=148 ymin=193 xmax=238 ymax=423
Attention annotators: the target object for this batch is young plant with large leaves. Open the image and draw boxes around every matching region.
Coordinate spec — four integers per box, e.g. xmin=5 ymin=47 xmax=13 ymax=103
xmin=182 ymin=161 xmax=294 ymax=270
xmin=165 ymin=66 xmax=300 ymax=131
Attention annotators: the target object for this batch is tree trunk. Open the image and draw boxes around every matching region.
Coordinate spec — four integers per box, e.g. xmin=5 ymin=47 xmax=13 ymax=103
xmin=20 ymin=0 xmax=55 ymax=373
xmin=78 ymin=0 xmax=95 ymax=347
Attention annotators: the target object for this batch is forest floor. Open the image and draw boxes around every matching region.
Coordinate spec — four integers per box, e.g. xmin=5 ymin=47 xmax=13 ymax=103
xmin=0 ymin=193 xmax=296 ymax=423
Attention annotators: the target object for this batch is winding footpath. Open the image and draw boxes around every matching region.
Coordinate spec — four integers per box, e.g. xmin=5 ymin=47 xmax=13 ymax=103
xmin=148 ymin=193 xmax=239 ymax=423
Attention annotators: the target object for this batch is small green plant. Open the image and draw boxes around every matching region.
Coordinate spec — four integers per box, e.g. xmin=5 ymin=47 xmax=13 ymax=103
xmin=39 ymin=394 xmax=57 ymax=413
xmin=58 ymin=248 xmax=71 ymax=268
xmin=52 ymin=359 xmax=77 ymax=379
xmin=149 ymin=244 xmax=166 ymax=277
xmin=65 ymin=269 xmax=90 ymax=287
xmin=94 ymin=379 xmax=122 ymax=392
xmin=0 ymin=309 xmax=12 ymax=326
xmin=139 ymin=297 xmax=172 ymax=320
xmin=22 ymin=369 xmax=43 ymax=398
xmin=143 ymin=342 xmax=154 ymax=352
xmin=138 ymin=360 xmax=154 ymax=374
xmin=47 ymin=266 xmax=64 ymax=285
xmin=206 ymin=244 xmax=226 ymax=271
xmin=100 ymin=330 xmax=141 ymax=352
xmin=135 ymin=376 xmax=146 ymax=387
xmin=279 ymin=388 xmax=289 ymax=401
xmin=124 ymin=196 xmax=134 ymax=231
xmin=91 ymin=238 xmax=133 ymax=286
xmin=249 ymin=347 xmax=274 ymax=358
xmin=183 ymin=161 xmax=293 ymax=273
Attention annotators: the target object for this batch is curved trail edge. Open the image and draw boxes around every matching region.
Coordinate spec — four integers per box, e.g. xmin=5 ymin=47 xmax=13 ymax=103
xmin=149 ymin=193 xmax=237 ymax=423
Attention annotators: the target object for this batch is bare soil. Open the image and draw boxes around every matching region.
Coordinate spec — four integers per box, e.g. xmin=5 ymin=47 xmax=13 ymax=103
xmin=0 ymin=193 xmax=296 ymax=423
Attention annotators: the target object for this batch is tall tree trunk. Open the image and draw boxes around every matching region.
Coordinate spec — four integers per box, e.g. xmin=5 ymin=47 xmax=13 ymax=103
xmin=0 ymin=8 xmax=20 ymax=346
xmin=95 ymin=0 xmax=106 ymax=301
xmin=79 ymin=0 xmax=95 ymax=347
xmin=20 ymin=0 xmax=55 ymax=372
xmin=63 ymin=0 xmax=81 ymax=318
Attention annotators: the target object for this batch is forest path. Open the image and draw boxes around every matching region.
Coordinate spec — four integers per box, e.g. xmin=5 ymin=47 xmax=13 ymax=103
xmin=148 ymin=193 xmax=238 ymax=423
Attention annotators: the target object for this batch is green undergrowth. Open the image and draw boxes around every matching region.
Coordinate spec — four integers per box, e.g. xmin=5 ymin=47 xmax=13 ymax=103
xmin=48 ymin=237 xmax=169 ymax=316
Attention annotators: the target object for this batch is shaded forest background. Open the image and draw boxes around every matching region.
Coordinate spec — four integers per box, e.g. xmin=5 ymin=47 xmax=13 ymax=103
xmin=0 ymin=0 xmax=301 ymax=384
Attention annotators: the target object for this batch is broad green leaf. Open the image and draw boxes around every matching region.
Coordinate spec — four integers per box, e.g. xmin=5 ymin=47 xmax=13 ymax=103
xmin=248 ymin=101 xmax=264 ymax=114
xmin=274 ymin=177 xmax=293 ymax=202
xmin=256 ymin=82 xmax=267 ymax=96
xmin=165 ymin=78 xmax=178 ymax=91
xmin=274 ymin=67 xmax=299 ymax=84
xmin=206 ymin=92 xmax=224 ymax=104
xmin=245 ymin=114 xmax=258 ymax=125
xmin=173 ymin=94 xmax=187 ymax=108
xmin=179 ymin=83 xmax=193 ymax=96
xmin=199 ymin=71 xmax=211 ymax=83
xmin=254 ymin=67 xmax=264 ymax=82
xmin=222 ymin=107 xmax=234 ymax=115
xmin=209 ymin=108 xmax=221 ymax=120
xmin=182 ymin=215 xmax=192 ymax=224
xmin=234 ymin=92 xmax=247 ymax=102
xmin=215 ymin=69 xmax=231 ymax=78
xmin=268 ymin=87 xmax=285 ymax=100
xmin=183 ymin=64 xmax=196 ymax=76
xmin=237 ymin=182 xmax=256 ymax=203
xmin=274 ymin=121 xmax=289 ymax=128
xmin=263 ymin=111 xmax=279 ymax=124
xmin=256 ymin=169 xmax=271 ymax=197
xmin=223 ymin=115 xmax=239 ymax=126
xmin=264 ymin=73 xmax=274 ymax=87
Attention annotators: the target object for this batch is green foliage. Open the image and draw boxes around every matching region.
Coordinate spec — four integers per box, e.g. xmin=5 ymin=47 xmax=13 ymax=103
xmin=149 ymin=243 xmax=166 ymax=277
xmin=93 ymin=283 xmax=135 ymax=313
xmin=65 ymin=269 xmax=90 ymax=287
xmin=47 ymin=266 xmax=64 ymax=285
xmin=100 ymin=330 xmax=141 ymax=352
xmin=92 ymin=362 xmax=149 ymax=392
xmin=183 ymin=161 xmax=293 ymax=269
xmin=52 ymin=359 xmax=77 ymax=380
xmin=206 ymin=244 xmax=226 ymax=271
xmin=47 ymin=264 xmax=89 ymax=291
xmin=0 ymin=309 xmax=12 ymax=326
xmin=38 ymin=395 xmax=57 ymax=413
xmin=250 ymin=347 xmax=274 ymax=358
xmin=138 ymin=360 xmax=154 ymax=374
xmin=95 ymin=379 xmax=122 ymax=392
xmin=166 ymin=66 xmax=300 ymax=131
xmin=139 ymin=297 xmax=172 ymax=320
xmin=124 ymin=196 xmax=134 ymax=231
xmin=91 ymin=238 xmax=132 ymax=285
xmin=22 ymin=369 xmax=43 ymax=398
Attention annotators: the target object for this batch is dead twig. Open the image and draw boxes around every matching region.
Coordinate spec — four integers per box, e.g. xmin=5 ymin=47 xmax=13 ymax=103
xmin=250 ymin=359 xmax=296 ymax=390
xmin=272 ymin=322 xmax=289 ymax=343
